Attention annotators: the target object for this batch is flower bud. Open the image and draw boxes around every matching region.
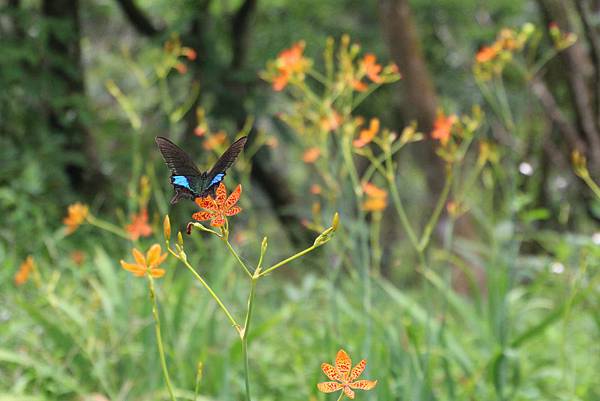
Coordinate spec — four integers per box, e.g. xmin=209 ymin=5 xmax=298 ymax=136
xmin=163 ymin=215 xmax=171 ymax=240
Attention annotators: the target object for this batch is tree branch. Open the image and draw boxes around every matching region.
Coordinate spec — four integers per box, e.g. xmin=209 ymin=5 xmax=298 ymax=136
xmin=114 ymin=0 xmax=162 ymax=37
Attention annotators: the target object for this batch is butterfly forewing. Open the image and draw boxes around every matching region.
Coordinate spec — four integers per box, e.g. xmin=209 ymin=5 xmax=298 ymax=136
xmin=205 ymin=136 xmax=248 ymax=186
xmin=155 ymin=136 xmax=202 ymax=176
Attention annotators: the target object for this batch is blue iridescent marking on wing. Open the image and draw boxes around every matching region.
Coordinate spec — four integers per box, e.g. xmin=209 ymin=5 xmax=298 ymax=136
xmin=210 ymin=173 xmax=225 ymax=186
xmin=171 ymin=175 xmax=192 ymax=190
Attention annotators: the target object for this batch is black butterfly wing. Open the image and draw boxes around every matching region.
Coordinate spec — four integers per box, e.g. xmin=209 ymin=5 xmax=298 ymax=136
xmin=155 ymin=136 xmax=202 ymax=176
xmin=201 ymin=136 xmax=248 ymax=195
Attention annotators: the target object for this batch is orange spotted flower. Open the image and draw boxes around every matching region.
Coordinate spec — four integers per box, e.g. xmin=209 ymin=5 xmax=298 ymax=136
xmin=431 ymin=111 xmax=457 ymax=146
xmin=193 ymin=183 xmax=242 ymax=227
xmin=353 ymin=118 xmax=380 ymax=148
xmin=14 ymin=256 xmax=35 ymax=286
xmin=317 ymin=349 xmax=377 ymax=399
xmin=126 ymin=208 xmax=153 ymax=241
xmin=303 ymin=147 xmax=321 ymax=163
xmin=64 ymin=202 xmax=89 ymax=234
xmin=120 ymin=244 xmax=168 ymax=278
xmin=362 ymin=182 xmax=388 ymax=212
xmin=272 ymin=41 xmax=310 ymax=91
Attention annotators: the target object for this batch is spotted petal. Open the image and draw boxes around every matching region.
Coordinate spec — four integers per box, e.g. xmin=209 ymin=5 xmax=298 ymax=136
xmin=343 ymin=386 xmax=355 ymax=399
xmin=335 ymin=349 xmax=352 ymax=379
xmin=120 ymin=261 xmax=146 ymax=276
xmin=226 ymin=184 xmax=242 ymax=209
xmin=132 ymin=248 xmax=145 ymax=266
xmin=321 ymin=363 xmax=342 ymax=381
xmin=193 ymin=211 xmax=215 ymax=221
xmin=316 ymin=382 xmax=343 ymax=393
xmin=215 ymin=183 xmax=227 ymax=205
xmin=211 ymin=215 xmax=225 ymax=227
xmin=349 ymin=359 xmax=366 ymax=381
xmin=225 ymin=206 xmax=241 ymax=217
xmin=348 ymin=380 xmax=377 ymax=390
xmin=195 ymin=196 xmax=217 ymax=211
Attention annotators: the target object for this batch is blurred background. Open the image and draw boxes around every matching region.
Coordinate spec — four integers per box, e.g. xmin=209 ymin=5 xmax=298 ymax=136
xmin=1 ymin=0 xmax=600 ymax=400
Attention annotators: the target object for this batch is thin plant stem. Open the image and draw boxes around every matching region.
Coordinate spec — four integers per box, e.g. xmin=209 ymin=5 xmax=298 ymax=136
xmin=241 ymin=278 xmax=258 ymax=401
xmin=224 ymin=239 xmax=253 ymax=278
xmin=336 ymin=392 xmax=346 ymax=401
xmin=86 ymin=215 xmax=130 ymax=239
xmin=175 ymin=253 xmax=240 ymax=331
xmin=147 ymin=275 xmax=177 ymax=401
xmin=582 ymin=175 xmax=600 ymax=200
xmin=258 ymin=244 xmax=318 ymax=277
xmin=418 ymin=171 xmax=453 ymax=251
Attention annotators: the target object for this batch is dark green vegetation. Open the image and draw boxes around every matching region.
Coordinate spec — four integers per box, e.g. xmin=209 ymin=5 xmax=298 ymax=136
xmin=1 ymin=1 xmax=600 ymax=401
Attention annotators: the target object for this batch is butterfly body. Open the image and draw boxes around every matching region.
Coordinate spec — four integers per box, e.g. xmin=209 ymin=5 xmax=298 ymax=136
xmin=156 ymin=136 xmax=247 ymax=204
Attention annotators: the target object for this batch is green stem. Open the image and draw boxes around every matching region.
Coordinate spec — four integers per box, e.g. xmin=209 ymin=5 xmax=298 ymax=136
xmin=224 ymin=239 xmax=253 ymax=278
xmin=385 ymin=163 xmax=419 ymax=251
xmin=418 ymin=171 xmax=453 ymax=251
xmin=582 ymin=174 xmax=600 ymax=200
xmin=241 ymin=278 xmax=258 ymax=401
xmin=86 ymin=215 xmax=130 ymax=239
xmin=147 ymin=275 xmax=177 ymax=401
xmin=176 ymin=254 xmax=240 ymax=331
xmin=336 ymin=392 xmax=346 ymax=401
xmin=258 ymin=244 xmax=318 ymax=277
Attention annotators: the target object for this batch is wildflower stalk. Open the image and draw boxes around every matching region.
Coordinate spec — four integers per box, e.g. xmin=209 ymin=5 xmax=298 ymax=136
xmin=241 ymin=277 xmax=257 ymax=401
xmin=335 ymin=392 xmax=346 ymax=401
xmin=86 ymin=215 xmax=130 ymax=239
xmin=418 ymin=171 xmax=453 ymax=251
xmin=581 ymin=174 xmax=600 ymax=200
xmin=147 ymin=275 xmax=177 ymax=401
xmin=257 ymin=244 xmax=319 ymax=277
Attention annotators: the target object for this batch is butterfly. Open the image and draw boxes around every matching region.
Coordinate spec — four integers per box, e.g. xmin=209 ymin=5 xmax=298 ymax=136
xmin=155 ymin=136 xmax=248 ymax=204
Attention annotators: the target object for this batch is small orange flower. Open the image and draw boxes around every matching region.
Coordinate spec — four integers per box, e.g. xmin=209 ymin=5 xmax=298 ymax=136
xmin=431 ymin=112 xmax=457 ymax=146
xmin=203 ymin=131 xmax=227 ymax=151
xmin=64 ymin=202 xmax=89 ymax=234
xmin=362 ymin=53 xmax=382 ymax=83
xmin=353 ymin=118 xmax=380 ymax=148
xmin=317 ymin=349 xmax=377 ymax=399
xmin=303 ymin=147 xmax=321 ymax=163
xmin=126 ymin=208 xmax=153 ymax=241
xmin=192 ymin=183 xmax=242 ymax=227
xmin=120 ymin=244 xmax=168 ymax=278
xmin=273 ymin=41 xmax=310 ymax=91
xmin=15 ymin=256 xmax=35 ymax=286
xmin=362 ymin=182 xmax=388 ymax=212
xmin=352 ymin=79 xmax=368 ymax=92
xmin=182 ymin=47 xmax=197 ymax=60
xmin=321 ymin=111 xmax=343 ymax=132
xmin=194 ymin=125 xmax=207 ymax=137
xmin=310 ymin=184 xmax=322 ymax=195
xmin=475 ymin=45 xmax=498 ymax=63
xmin=70 ymin=250 xmax=86 ymax=266
xmin=175 ymin=62 xmax=188 ymax=74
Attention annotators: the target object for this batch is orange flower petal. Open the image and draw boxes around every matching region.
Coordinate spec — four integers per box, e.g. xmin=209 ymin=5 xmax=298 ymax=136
xmin=193 ymin=211 xmax=215 ymax=221
xmin=349 ymin=359 xmax=366 ymax=381
xmin=348 ymin=380 xmax=377 ymax=390
xmin=146 ymin=244 xmax=162 ymax=266
xmin=150 ymin=268 xmax=166 ymax=278
xmin=132 ymin=248 xmax=145 ymax=266
xmin=317 ymin=382 xmax=343 ymax=393
xmin=335 ymin=349 xmax=352 ymax=379
xmin=303 ymin=147 xmax=320 ymax=163
xmin=362 ymin=197 xmax=387 ymax=212
xmin=362 ymin=182 xmax=387 ymax=198
xmin=321 ymin=363 xmax=342 ymax=381
xmin=225 ymin=206 xmax=241 ymax=217
xmin=215 ymin=183 xmax=227 ymax=205
xmin=343 ymin=386 xmax=356 ymax=399
xmin=195 ymin=196 xmax=217 ymax=211
xmin=211 ymin=216 xmax=226 ymax=227
xmin=226 ymin=185 xmax=242 ymax=209
xmin=120 ymin=261 xmax=146 ymax=276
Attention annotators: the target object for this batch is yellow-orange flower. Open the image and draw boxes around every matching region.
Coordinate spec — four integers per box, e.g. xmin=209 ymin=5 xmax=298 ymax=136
xmin=362 ymin=182 xmax=388 ymax=212
xmin=317 ymin=349 xmax=377 ymax=399
xmin=353 ymin=118 xmax=380 ymax=148
xmin=120 ymin=244 xmax=168 ymax=278
xmin=64 ymin=202 xmax=89 ymax=234
xmin=14 ymin=256 xmax=35 ymax=286
xmin=475 ymin=45 xmax=499 ymax=63
xmin=431 ymin=112 xmax=457 ymax=146
xmin=362 ymin=53 xmax=382 ymax=83
xmin=126 ymin=208 xmax=153 ymax=241
xmin=303 ymin=147 xmax=321 ymax=163
xmin=203 ymin=131 xmax=227 ymax=150
xmin=273 ymin=41 xmax=310 ymax=91
xmin=193 ymin=183 xmax=242 ymax=227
